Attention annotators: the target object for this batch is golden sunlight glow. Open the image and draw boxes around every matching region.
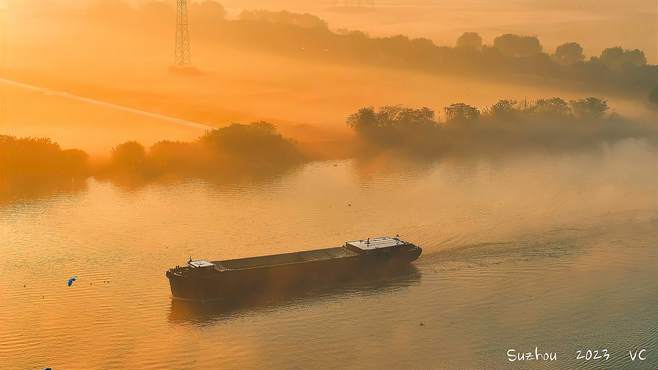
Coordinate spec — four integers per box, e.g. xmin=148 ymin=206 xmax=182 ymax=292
xmin=1 ymin=2 xmax=657 ymax=369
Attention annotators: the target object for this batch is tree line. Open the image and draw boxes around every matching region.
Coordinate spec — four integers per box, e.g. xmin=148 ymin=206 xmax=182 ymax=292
xmin=1 ymin=98 xmax=655 ymax=201
xmin=36 ymin=1 xmax=658 ymax=103
xmin=0 ymin=122 xmax=304 ymax=199
xmin=196 ymin=6 xmax=657 ymax=102
xmin=347 ymin=97 xmax=655 ymax=155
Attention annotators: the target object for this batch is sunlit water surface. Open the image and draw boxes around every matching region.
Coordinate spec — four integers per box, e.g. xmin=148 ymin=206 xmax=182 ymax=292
xmin=1 ymin=140 xmax=657 ymax=369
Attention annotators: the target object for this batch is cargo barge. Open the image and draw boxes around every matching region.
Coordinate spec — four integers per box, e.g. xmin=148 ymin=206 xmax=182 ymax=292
xmin=166 ymin=236 xmax=422 ymax=301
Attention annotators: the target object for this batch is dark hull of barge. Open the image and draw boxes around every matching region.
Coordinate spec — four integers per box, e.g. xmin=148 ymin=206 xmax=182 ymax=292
xmin=169 ymin=265 xmax=421 ymax=322
xmin=167 ymin=239 xmax=422 ymax=301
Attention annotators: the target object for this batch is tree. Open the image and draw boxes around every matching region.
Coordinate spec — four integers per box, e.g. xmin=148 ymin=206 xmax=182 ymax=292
xmin=239 ymin=10 xmax=328 ymax=29
xmin=600 ymin=47 xmax=647 ymax=69
xmin=488 ymin=100 xmax=518 ymax=119
xmin=532 ymin=98 xmax=571 ymax=118
xmin=348 ymin=106 xmax=436 ymax=131
xmin=60 ymin=149 xmax=89 ymax=177
xmin=569 ymin=97 xmax=608 ymax=119
xmin=111 ymin=141 xmax=146 ymax=170
xmin=493 ymin=34 xmax=542 ymax=57
xmin=553 ymin=42 xmax=584 ymax=65
xmin=456 ymin=32 xmax=482 ymax=51
xmin=378 ymin=106 xmax=435 ymax=127
xmin=0 ymin=135 xmax=89 ymax=182
xmin=347 ymin=106 xmax=438 ymax=148
xmin=599 ymin=47 xmax=624 ymax=69
xmin=200 ymin=122 xmax=302 ymax=166
xmin=347 ymin=107 xmax=378 ymax=132
xmin=624 ymin=49 xmax=647 ymax=67
xmin=444 ymin=103 xmax=480 ymax=122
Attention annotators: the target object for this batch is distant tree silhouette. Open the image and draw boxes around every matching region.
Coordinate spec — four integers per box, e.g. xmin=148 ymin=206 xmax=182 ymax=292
xmin=239 ymin=10 xmax=328 ymax=29
xmin=487 ymin=100 xmax=519 ymax=119
xmin=348 ymin=106 xmax=436 ymax=129
xmin=599 ymin=47 xmax=625 ymax=69
xmin=626 ymin=49 xmax=647 ymax=67
xmin=532 ymin=97 xmax=571 ymax=117
xmin=456 ymin=32 xmax=482 ymax=51
xmin=599 ymin=47 xmax=647 ymax=69
xmin=347 ymin=107 xmax=378 ymax=129
xmin=569 ymin=97 xmax=608 ymax=119
xmin=444 ymin=103 xmax=480 ymax=122
xmin=377 ymin=105 xmax=435 ymax=127
xmin=149 ymin=140 xmax=199 ymax=174
xmin=0 ymin=135 xmax=88 ymax=193
xmin=22 ymin=2 xmax=658 ymax=105
xmin=493 ymin=34 xmax=542 ymax=57
xmin=111 ymin=141 xmax=147 ymax=170
xmin=200 ymin=121 xmax=303 ymax=168
xmin=553 ymin=42 xmax=584 ymax=65
xmin=625 ymin=49 xmax=648 ymax=66
xmin=347 ymin=97 xmax=653 ymax=156
xmin=347 ymin=105 xmax=436 ymax=148
xmin=99 ymin=122 xmax=304 ymax=183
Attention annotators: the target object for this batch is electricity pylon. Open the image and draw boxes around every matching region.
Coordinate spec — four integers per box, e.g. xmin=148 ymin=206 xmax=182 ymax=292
xmin=175 ymin=0 xmax=191 ymax=66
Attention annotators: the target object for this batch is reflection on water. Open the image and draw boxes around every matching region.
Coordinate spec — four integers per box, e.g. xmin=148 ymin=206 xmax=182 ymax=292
xmin=0 ymin=140 xmax=656 ymax=369
xmin=169 ymin=265 xmax=421 ymax=324
xmin=0 ymin=178 xmax=87 ymax=205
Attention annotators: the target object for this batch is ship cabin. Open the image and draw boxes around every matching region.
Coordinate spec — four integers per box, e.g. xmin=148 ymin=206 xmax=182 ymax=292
xmin=344 ymin=236 xmax=408 ymax=253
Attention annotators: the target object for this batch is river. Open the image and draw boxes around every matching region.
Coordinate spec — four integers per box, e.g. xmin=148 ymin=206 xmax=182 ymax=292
xmin=0 ymin=139 xmax=656 ymax=369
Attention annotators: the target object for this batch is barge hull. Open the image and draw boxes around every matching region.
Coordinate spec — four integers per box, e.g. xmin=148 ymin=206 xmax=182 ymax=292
xmin=167 ymin=237 xmax=422 ymax=301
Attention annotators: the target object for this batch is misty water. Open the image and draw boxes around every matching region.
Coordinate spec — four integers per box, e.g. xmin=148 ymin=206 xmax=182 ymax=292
xmin=1 ymin=140 xmax=656 ymax=369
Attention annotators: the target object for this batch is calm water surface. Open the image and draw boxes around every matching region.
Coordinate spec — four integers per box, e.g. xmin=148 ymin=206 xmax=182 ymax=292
xmin=1 ymin=141 xmax=657 ymax=369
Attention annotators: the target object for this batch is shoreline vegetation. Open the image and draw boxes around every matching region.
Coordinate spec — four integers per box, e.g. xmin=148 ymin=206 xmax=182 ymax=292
xmin=347 ymin=97 xmax=655 ymax=155
xmin=1 ymin=97 xmax=656 ymax=201
xmin=95 ymin=121 xmax=304 ymax=185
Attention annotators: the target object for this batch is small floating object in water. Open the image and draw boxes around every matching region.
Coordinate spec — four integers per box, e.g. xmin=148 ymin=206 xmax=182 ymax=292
xmin=67 ymin=276 xmax=77 ymax=287
xmin=419 ymin=322 xmax=425 ymax=326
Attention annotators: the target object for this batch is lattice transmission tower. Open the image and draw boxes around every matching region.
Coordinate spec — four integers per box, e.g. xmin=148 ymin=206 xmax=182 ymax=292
xmin=175 ymin=0 xmax=191 ymax=66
